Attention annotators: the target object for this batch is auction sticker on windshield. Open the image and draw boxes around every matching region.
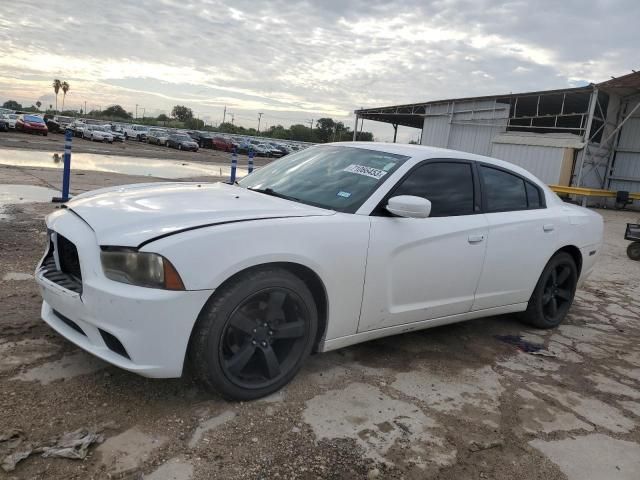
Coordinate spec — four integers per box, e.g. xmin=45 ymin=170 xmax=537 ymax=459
xmin=343 ymin=164 xmax=388 ymax=180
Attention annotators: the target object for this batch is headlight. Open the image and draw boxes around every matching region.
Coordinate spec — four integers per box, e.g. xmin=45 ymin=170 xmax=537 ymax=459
xmin=100 ymin=250 xmax=185 ymax=290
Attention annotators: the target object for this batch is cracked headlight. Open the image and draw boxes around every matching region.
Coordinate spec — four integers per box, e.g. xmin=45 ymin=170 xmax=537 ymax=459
xmin=100 ymin=249 xmax=185 ymax=290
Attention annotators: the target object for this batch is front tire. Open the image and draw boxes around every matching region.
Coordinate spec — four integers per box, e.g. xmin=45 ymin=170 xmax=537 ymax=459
xmin=520 ymin=252 xmax=578 ymax=329
xmin=628 ymin=241 xmax=640 ymax=261
xmin=189 ymin=267 xmax=318 ymax=400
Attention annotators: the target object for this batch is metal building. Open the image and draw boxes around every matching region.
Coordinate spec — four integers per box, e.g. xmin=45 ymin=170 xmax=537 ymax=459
xmin=353 ymin=71 xmax=640 ymax=194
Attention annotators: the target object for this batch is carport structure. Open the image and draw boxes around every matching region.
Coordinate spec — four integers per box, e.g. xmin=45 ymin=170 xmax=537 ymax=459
xmin=354 ymin=71 xmax=640 ymax=193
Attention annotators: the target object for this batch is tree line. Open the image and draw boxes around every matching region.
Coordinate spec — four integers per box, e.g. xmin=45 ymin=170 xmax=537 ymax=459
xmin=1 ymin=100 xmax=375 ymax=142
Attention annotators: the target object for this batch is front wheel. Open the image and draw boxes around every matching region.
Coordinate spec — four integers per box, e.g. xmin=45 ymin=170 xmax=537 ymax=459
xmin=189 ymin=268 xmax=318 ymax=400
xmin=628 ymin=241 xmax=640 ymax=261
xmin=520 ymin=252 xmax=577 ymax=329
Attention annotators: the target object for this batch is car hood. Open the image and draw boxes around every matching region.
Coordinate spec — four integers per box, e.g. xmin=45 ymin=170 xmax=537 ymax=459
xmin=66 ymin=182 xmax=334 ymax=247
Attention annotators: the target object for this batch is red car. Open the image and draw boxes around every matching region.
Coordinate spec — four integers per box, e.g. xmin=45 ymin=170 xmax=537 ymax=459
xmin=212 ymin=136 xmax=234 ymax=152
xmin=16 ymin=114 xmax=48 ymax=136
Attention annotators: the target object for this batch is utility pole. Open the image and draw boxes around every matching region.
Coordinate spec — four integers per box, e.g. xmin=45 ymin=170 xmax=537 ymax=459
xmin=84 ymin=101 xmax=87 ymax=117
xmin=135 ymin=104 xmax=138 ymax=119
xmin=141 ymin=107 xmax=145 ymax=119
xmin=257 ymin=112 xmax=263 ymax=135
xmin=230 ymin=113 xmax=235 ymax=125
xmin=307 ymin=119 xmax=314 ymax=140
xmin=222 ymin=105 xmax=226 ymax=125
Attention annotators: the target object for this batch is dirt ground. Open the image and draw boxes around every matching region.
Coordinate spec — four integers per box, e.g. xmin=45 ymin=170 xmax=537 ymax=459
xmin=1 ymin=149 xmax=639 ymax=479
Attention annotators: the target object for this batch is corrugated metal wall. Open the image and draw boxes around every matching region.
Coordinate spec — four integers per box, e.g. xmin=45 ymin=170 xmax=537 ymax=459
xmin=421 ymin=99 xmax=509 ymax=156
xmin=490 ymin=143 xmax=567 ymax=184
xmin=609 ymin=98 xmax=640 ymax=193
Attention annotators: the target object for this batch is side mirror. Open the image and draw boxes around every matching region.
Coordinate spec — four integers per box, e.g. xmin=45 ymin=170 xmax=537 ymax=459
xmin=386 ymin=195 xmax=432 ymax=218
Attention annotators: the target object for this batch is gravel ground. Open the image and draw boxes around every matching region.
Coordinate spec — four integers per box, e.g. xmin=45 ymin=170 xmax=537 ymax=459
xmin=0 ymin=152 xmax=639 ymax=480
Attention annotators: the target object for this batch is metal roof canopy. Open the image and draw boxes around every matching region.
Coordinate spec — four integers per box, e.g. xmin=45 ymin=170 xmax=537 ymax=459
xmin=354 ymin=71 xmax=640 ymax=130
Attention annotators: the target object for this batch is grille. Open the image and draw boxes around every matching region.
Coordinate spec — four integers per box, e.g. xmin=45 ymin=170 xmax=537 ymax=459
xmin=57 ymin=235 xmax=82 ymax=280
xmin=39 ymin=235 xmax=83 ymax=294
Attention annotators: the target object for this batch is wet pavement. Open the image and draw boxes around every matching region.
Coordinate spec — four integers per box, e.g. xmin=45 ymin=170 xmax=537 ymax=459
xmin=0 ymin=148 xmax=248 ymax=179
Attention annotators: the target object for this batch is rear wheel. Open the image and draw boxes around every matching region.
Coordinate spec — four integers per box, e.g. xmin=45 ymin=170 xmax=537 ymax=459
xmin=189 ymin=268 xmax=317 ymax=400
xmin=178 ymin=144 xmax=182 ymax=150
xmin=628 ymin=241 xmax=640 ymax=261
xmin=520 ymin=252 xmax=577 ymax=329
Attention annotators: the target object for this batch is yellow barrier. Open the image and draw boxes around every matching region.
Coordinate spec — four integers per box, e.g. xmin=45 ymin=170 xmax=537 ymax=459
xmin=549 ymin=185 xmax=640 ymax=201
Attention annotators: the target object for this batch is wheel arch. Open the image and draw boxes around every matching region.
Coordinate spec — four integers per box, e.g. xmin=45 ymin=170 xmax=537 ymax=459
xmin=188 ymin=261 xmax=329 ymax=356
xmin=555 ymin=245 xmax=583 ymax=277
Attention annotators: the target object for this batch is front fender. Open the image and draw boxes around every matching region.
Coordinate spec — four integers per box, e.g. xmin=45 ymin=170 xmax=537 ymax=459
xmin=143 ymin=215 xmax=371 ymax=341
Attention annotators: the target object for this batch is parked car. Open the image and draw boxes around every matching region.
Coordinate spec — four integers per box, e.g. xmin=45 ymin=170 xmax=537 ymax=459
xmin=269 ymin=142 xmax=290 ymax=156
xmin=123 ymin=124 xmax=149 ymax=141
xmin=147 ymin=128 xmax=169 ymax=146
xmin=107 ymin=126 xmax=125 ymax=142
xmin=212 ymin=136 xmax=234 ymax=152
xmin=83 ymin=125 xmax=114 ymax=143
xmin=44 ymin=115 xmax=62 ymax=134
xmin=2 ymin=113 xmax=18 ymax=129
xmin=189 ymin=131 xmax=215 ymax=149
xmin=34 ymin=143 xmax=603 ymax=400
xmin=16 ymin=114 xmax=48 ymax=135
xmin=68 ymin=120 xmax=86 ymax=138
xmin=0 ymin=117 xmax=8 ymax=132
xmin=251 ymin=143 xmax=282 ymax=158
xmin=54 ymin=115 xmax=74 ymax=129
xmin=167 ymin=133 xmax=199 ymax=151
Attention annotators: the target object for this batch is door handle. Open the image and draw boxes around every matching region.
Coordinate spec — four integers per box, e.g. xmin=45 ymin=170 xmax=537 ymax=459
xmin=543 ymin=224 xmax=555 ymax=232
xmin=468 ymin=234 xmax=485 ymax=243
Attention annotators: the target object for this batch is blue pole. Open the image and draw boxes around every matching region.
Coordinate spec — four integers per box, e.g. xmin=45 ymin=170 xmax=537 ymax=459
xmin=52 ymin=129 xmax=73 ymax=203
xmin=248 ymin=149 xmax=254 ymax=174
xmin=230 ymin=147 xmax=238 ymax=184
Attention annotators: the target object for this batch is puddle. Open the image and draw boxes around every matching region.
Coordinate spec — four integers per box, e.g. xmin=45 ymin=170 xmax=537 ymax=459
xmin=0 ymin=148 xmax=248 ymax=179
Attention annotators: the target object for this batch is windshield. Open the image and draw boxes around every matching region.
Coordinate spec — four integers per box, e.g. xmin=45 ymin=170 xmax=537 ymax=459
xmin=174 ymin=135 xmax=191 ymax=141
xmin=25 ymin=115 xmax=43 ymax=122
xmin=238 ymin=145 xmax=409 ymax=213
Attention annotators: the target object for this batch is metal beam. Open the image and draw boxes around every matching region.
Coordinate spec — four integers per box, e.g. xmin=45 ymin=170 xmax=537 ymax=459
xmin=392 ymin=124 xmax=398 ymax=143
xmin=575 ymin=88 xmax=598 ymax=187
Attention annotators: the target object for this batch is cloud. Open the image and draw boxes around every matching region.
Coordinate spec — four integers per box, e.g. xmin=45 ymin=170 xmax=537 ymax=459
xmin=0 ymin=0 xmax=636 ymax=141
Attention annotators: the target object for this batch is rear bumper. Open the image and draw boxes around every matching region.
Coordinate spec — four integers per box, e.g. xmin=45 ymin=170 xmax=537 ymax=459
xmin=36 ymin=210 xmax=213 ymax=378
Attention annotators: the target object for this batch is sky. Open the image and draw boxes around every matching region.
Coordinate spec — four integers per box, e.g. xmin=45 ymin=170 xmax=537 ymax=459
xmin=0 ymin=0 xmax=637 ymax=142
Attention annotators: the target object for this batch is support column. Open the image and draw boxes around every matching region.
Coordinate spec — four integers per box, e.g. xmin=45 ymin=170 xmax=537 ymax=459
xmin=353 ymin=114 xmax=358 ymax=141
xmin=393 ymin=124 xmax=398 ymax=143
xmin=575 ymin=88 xmax=598 ymax=187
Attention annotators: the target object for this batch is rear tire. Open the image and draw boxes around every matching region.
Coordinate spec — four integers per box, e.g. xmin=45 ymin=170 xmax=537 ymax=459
xmin=628 ymin=241 xmax=640 ymax=261
xmin=189 ymin=267 xmax=317 ymax=401
xmin=520 ymin=252 xmax=577 ymax=329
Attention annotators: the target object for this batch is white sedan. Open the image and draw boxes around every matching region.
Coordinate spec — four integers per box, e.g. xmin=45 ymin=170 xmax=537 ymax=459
xmin=83 ymin=125 xmax=114 ymax=143
xmin=35 ymin=143 xmax=603 ymax=400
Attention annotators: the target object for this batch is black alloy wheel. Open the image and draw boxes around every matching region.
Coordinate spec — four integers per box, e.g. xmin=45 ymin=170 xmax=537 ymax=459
xmin=521 ymin=252 xmax=577 ymax=328
xmin=189 ymin=267 xmax=317 ymax=400
xmin=220 ymin=288 xmax=309 ymax=389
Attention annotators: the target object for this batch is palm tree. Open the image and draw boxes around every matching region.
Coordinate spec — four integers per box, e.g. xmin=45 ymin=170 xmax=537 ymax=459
xmin=61 ymin=81 xmax=70 ymax=112
xmin=52 ymin=79 xmax=61 ymax=112
xmin=36 ymin=101 xmax=42 ymax=111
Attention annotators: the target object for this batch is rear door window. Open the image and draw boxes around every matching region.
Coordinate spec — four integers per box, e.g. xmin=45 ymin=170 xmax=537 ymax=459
xmin=480 ymin=166 xmax=528 ymax=212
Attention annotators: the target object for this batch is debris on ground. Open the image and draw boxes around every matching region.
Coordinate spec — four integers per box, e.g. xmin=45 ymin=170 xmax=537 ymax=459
xmin=40 ymin=428 xmax=104 ymax=460
xmin=0 ymin=428 xmax=105 ymax=472
xmin=495 ymin=335 xmax=545 ymax=353
xmin=1 ymin=447 xmax=33 ymax=472
xmin=468 ymin=439 xmax=504 ymax=452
